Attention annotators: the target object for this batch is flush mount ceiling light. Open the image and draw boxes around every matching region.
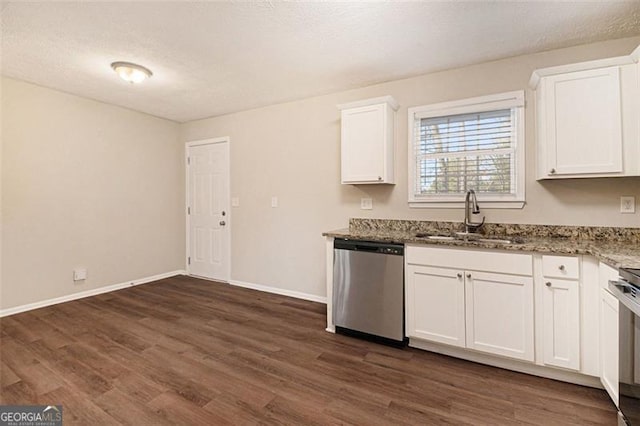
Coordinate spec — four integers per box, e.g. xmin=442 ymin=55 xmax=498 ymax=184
xmin=110 ymin=61 xmax=152 ymax=83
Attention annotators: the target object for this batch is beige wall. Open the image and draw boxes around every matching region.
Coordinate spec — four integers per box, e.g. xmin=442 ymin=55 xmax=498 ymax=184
xmin=0 ymin=75 xmax=3 ymax=306
xmin=1 ymin=78 xmax=184 ymax=310
xmin=181 ymin=36 xmax=640 ymax=299
xmin=3 ymin=37 xmax=638 ymax=308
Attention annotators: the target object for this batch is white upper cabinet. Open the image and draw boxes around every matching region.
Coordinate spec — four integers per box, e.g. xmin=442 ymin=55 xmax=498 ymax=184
xmin=540 ymin=67 xmax=622 ymax=176
xmin=531 ymin=48 xmax=640 ymax=180
xmin=338 ymin=96 xmax=398 ymax=184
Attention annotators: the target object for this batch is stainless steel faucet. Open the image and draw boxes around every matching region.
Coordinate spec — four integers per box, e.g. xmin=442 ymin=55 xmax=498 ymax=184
xmin=464 ymin=189 xmax=485 ymax=233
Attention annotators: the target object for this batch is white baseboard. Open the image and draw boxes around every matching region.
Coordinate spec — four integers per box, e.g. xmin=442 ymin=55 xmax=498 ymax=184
xmin=409 ymin=338 xmax=603 ymax=389
xmin=0 ymin=270 xmax=187 ymax=318
xmin=228 ymin=279 xmax=327 ymax=304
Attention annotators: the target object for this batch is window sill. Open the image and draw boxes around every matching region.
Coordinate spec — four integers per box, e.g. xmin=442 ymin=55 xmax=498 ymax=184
xmin=409 ymin=201 xmax=525 ymax=209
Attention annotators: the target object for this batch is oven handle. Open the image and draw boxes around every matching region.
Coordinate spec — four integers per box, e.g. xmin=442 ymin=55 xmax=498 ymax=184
xmin=609 ymin=280 xmax=635 ymax=293
xmin=608 ymin=279 xmax=640 ymax=318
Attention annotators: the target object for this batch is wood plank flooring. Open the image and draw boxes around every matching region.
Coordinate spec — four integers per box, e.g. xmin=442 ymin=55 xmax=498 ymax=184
xmin=1 ymin=276 xmax=617 ymax=425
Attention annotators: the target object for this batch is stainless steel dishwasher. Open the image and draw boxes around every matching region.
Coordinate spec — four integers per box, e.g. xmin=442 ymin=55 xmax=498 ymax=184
xmin=333 ymin=238 xmax=405 ymax=345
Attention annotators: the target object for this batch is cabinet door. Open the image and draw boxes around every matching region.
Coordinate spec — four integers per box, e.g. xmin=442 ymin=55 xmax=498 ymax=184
xmin=600 ymin=288 xmax=619 ymax=406
xmin=465 ymin=271 xmax=534 ymax=361
xmin=406 ymin=265 xmax=465 ymax=347
xmin=542 ymin=66 xmax=623 ymax=176
xmin=341 ymin=104 xmax=386 ymax=183
xmin=542 ymin=278 xmax=580 ymax=370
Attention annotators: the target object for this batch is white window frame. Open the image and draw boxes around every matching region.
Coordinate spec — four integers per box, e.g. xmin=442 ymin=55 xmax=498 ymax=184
xmin=407 ymin=90 xmax=526 ymax=209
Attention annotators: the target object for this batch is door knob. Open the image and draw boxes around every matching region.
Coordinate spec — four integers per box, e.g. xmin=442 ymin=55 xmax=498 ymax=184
xmin=549 ymin=168 xmax=556 ymax=174
xmin=457 ymin=273 xmax=462 ymax=279
xmin=222 ymin=211 xmax=226 ymax=216
xmin=219 ymin=221 xmax=226 ymax=226
xmin=466 ymin=273 xmax=471 ymax=279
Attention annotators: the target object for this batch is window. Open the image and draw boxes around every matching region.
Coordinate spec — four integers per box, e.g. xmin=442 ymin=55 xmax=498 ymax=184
xmin=408 ymin=91 xmax=525 ymax=208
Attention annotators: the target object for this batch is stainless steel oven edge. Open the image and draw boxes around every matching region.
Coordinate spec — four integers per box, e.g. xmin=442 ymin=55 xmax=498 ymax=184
xmin=609 ymin=279 xmax=640 ymax=426
xmin=609 ymin=280 xmax=640 ymax=318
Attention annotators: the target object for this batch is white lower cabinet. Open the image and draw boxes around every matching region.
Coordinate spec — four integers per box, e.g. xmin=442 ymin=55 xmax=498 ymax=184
xmin=465 ymin=271 xmax=534 ymax=362
xmin=541 ymin=278 xmax=580 ymax=370
xmin=406 ymin=245 xmax=534 ymax=362
xmin=406 ymin=265 xmax=465 ymax=347
xmin=600 ymin=286 xmax=620 ymax=406
xmin=404 ymin=245 xmax=621 ymax=398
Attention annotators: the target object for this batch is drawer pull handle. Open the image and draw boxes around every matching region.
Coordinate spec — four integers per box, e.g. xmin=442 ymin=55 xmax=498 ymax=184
xmin=546 ymin=281 xmax=552 ymax=287
xmin=466 ymin=273 xmax=472 ymax=279
xmin=559 ymin=265 xmax=565 ymax=271
xmin=457 ymin=273 xmax=462 ymax=279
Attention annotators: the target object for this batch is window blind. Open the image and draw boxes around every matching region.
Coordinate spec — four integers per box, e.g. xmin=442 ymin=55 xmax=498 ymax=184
xmin=413 ymin=108 xmax=516 ymax=198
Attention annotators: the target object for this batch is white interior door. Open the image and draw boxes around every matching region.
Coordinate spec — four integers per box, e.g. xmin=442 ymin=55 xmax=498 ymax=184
xmin=187 ymin=139 xmax=230 ymax=281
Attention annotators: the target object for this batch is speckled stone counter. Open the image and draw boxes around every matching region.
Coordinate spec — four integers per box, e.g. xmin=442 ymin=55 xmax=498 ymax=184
xmin=322 ymin=219 xmax=640 ymax=270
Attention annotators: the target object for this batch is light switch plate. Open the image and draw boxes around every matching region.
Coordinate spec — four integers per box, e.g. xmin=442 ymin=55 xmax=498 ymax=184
xmin=271 ymin=196 xmax=278 ymax=208
xmin=360 ymin=198 xmax=373 ymax=210
xmin=231 ymin=197 xmax=240 ymax=207
xmin=73 ymin=268 xmax=87 ymax=281
xmin=621 ymin=196 xmax=636 ymax=213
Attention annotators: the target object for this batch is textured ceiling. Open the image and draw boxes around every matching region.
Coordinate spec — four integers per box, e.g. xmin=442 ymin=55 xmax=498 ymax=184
xmin=1 ymin=1 xmax=639 ymax=123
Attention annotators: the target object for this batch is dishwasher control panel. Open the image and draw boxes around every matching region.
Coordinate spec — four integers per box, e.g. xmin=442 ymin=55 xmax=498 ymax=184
xmin=334 ymin=238 xmax=404 ymax=256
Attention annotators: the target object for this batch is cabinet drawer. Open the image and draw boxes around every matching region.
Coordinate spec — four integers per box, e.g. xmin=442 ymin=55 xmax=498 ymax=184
xmin=542 ymin=255 xmax=579 ymax=279
xmin=406 ymin=245 xmax=532 ymax=276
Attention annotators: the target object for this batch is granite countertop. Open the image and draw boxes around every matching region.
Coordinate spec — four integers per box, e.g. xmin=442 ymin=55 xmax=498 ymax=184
xmin=323 ymin=219 xmax=640 ymax=270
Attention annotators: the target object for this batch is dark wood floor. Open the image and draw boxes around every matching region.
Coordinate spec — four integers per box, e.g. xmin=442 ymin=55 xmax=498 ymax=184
xmin=1 ymin=276 xmax=616 ymax=425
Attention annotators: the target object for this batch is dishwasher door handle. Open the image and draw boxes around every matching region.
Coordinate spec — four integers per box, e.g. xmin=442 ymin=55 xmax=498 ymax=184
xmin=352 ymin=245 xmax=381 ymax=253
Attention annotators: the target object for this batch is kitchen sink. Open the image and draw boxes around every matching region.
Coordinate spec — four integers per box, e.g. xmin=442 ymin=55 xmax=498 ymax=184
xmin=477 ymin=237 xmax=525 ymax=245
xmin=415 ymin=232 xmax=524 ymax=245
xmin=455 ymin=231 xmax=481 ymax=239
xmin=477 ymin=238 xmax=513 ymax=244
xmin=415 ymin=232 xmax=455 ymax=240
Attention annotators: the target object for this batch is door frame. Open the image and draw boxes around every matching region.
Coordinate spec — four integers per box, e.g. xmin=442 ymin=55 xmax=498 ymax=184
xmin=185 ymin=137 xmax=231 ymax=282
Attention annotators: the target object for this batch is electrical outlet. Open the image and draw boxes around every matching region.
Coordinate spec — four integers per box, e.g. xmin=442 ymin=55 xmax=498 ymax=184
xmin=620 ymin=196 xmax=636 ymax=214
xmin=360 ymin=198 xmax=373 ymax=210
xmin=231 ymin=197 xmax=240 ymax=207
xmin=73 ymin=268 xmax=87 ymax=282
